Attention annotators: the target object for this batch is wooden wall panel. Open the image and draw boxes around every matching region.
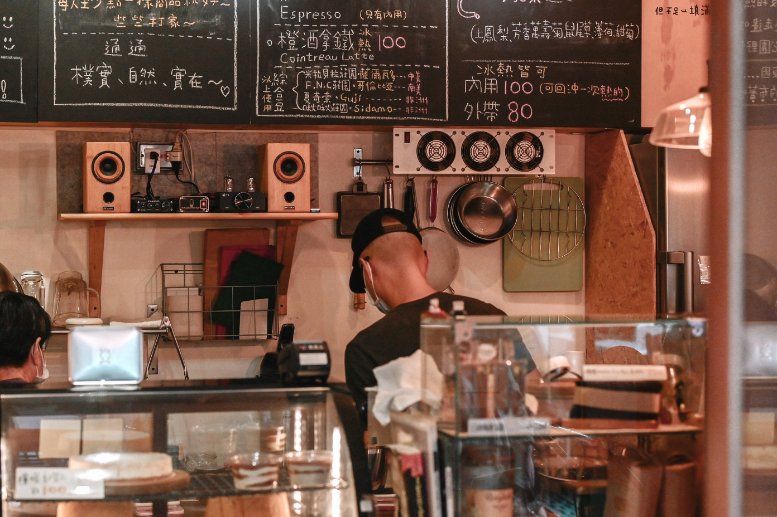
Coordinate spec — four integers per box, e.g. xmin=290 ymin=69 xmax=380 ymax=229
xmin=584 ymin=130 xmax=656 ymax=320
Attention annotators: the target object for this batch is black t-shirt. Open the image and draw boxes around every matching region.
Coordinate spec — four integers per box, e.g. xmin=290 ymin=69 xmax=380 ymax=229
xmin=344 ymin=292 xmax=536 ymax=418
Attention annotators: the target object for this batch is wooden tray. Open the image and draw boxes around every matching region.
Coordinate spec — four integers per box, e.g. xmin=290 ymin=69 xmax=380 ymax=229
xmin=104 ymin=470 xmax=191 ymax=496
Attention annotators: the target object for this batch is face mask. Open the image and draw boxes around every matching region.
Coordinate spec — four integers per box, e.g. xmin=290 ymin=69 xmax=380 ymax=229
xmin=362 ymin=261 xmax=391 ymax=314
xmin=34 ymin=361 xmax=49 ymax=384
xmin=33 ymin=344 xmax=49 ymax=384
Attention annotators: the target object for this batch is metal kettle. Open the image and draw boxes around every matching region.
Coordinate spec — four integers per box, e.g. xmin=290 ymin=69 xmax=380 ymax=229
xmin=0 ymin=261 xmax=21 ymax=293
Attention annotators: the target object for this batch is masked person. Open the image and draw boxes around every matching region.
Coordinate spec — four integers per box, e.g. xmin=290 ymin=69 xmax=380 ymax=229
xmin=0 ymin=291 xmax=51 ymax=385
xmin=345 ymin=208 xmax=536 ymax=422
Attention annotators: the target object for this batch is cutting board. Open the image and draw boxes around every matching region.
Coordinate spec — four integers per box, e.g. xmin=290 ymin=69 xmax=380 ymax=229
xmin=502 ymin=177 xmax=585 ymax=292
xmin=203 ymin=228 xmax=271 ymax=338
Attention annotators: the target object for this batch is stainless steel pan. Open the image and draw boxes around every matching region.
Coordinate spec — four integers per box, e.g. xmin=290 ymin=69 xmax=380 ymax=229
xmin=455 ymin=180 xmax=518 ymax=241
xmin=446 ymin=180 xmax=517 ymax=244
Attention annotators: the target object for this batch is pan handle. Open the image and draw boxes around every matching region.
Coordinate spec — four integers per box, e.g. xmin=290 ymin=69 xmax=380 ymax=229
xmin=383 ymin=177 xmax=394 ymax=209
xmin=429 ymin=177 xmax=438 ymax=223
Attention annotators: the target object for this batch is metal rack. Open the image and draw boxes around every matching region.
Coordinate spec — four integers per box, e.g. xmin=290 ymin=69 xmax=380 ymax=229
xmin=159 ymin=263 xmax=279 ymax=341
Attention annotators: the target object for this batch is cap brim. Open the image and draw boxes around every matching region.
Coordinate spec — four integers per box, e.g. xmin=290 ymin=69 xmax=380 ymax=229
xmin=349 ymin=264 xmax=365 ymax=294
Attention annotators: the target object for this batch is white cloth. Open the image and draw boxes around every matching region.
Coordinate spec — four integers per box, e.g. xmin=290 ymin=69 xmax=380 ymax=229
xmin=371 ymin=349 xmax=443 ymax=426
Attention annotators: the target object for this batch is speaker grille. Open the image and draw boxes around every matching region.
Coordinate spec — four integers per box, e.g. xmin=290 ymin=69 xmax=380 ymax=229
xmin=91 ymin=150 xmax=126 ymax=184
xmin=273 ymin=151 xmax=306 ymax=184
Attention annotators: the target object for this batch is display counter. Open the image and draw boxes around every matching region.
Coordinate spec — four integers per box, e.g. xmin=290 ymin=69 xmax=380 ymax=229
xmin=377 ymin=315 xmax=708 ymax=517
xmin=0 ymin=380 xmax=368 ymax=517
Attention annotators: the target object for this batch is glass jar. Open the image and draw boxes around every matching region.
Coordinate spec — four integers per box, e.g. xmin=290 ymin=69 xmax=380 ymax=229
xmin=461 ymin=443 xmax=514 ymax=517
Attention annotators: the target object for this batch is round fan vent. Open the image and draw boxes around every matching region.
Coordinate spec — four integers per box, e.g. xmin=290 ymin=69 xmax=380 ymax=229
xmin=461 ymin=131 xmax=500 ymax=172
xmin=416 ymin=131 xmax=456 ymax=172
xmin=506 ymin=132 xmax=544 ymax=172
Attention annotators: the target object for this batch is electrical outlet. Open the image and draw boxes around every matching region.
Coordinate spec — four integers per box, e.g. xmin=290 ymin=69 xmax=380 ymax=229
xmin=137 ymin=143 xmax=174 ymax=172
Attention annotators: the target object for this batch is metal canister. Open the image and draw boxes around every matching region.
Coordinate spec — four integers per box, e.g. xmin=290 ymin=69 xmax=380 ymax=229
xmin=19 ymin=271 xmax=45 ymax=307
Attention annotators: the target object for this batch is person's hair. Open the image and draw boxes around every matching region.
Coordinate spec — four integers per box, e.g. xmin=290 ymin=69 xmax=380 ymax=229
xmin=0 ymin=291 xmax=52 ymax=368
xmin=745 ymin=253 xmax=777 ymax=291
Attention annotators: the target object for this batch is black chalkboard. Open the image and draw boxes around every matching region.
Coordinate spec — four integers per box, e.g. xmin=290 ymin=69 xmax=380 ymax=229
xmin=0 ymin=0 xmax=37 ymax=122
xmin=37 ymin=0 xmax=252 ymax=124
xmin=254 ymin=0 xmax=640 ymax=128
xmin=254 ymin=0 xmax=449 ymax=124
xmin=745 ymin=1 xmax=777 ymax=126
xmin=448 ymin=0 xmax=641 ymax=128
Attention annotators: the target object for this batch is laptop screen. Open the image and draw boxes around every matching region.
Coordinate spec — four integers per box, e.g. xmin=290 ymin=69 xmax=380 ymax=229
xmin=68 ymin=326 xmax=143 ymax=385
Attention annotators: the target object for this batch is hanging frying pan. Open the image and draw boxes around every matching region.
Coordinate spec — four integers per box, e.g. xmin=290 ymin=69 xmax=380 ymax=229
xmin=419 ymin=177 xmax=460 ymax=291
xmin=446 ymin=180 xmax=516 ymax=244
xmin=446 ymin=181 xmax=491 ymax=245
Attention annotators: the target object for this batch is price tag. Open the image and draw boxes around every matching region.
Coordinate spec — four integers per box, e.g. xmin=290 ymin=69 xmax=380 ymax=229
xmin=467 ymin=417 xmax=551 ymax=436
xmin=14 ymin=468 xmax=104 ymax=500
xmin=582 ymin=364 xmax=668 ymax=382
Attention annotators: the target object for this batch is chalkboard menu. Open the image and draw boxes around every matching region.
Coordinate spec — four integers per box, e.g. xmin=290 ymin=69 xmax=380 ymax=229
xmin=19 ymin=0 xmax=642 ymax=128
xmin=449 ymin=0 xmax=641 ymax=128
xmin=0 ymin=0 xmax=37 ymax=122
xmin=254 ymin=0 xmax=448 ymax=123
xmin=37 ymin=0 xmax=252 ymax=124
xmin=744 ymin=1 xmax=777 ymax=126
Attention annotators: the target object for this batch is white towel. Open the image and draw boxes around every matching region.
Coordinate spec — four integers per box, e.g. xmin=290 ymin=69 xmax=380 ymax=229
xmin=371 ymin=349 xmax=443 ymax=426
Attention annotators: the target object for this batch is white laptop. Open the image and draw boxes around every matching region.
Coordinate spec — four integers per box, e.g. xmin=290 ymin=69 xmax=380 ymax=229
xmin=68 ymin=326 xmax=143 ymax=385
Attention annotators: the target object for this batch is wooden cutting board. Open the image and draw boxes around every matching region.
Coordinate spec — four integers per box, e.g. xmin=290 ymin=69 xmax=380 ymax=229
xmin=502 ymin=177 xmax=585 ymax=292
xmin=202 ymin=228 xmax=271 ymax=338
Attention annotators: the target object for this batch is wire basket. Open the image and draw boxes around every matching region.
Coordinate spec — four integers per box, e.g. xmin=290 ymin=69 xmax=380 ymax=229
xmin=160 ymin=263 xmax=278 ymax=340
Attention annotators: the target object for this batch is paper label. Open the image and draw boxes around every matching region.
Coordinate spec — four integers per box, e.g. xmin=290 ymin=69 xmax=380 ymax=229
xmin=465 ymin=488 xmax=514 ymax=516
xmin=299 ymin=352 xmax=328 ymax=366
xmin=582 ymin=364 xmax=668 ymax=382
xmin=467 ymin=417 xmax=551 ymax=436
xmin=14 ymin=468 xmax=104 ymax=500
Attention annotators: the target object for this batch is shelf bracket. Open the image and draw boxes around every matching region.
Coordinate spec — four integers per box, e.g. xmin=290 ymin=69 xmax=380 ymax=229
xmin=276 ymin=220 xmax=301 ymax=316
xmin=87 ymin=220 xmax=106 ymax=318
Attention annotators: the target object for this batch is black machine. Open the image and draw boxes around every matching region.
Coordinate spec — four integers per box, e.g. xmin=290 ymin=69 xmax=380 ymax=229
xmin=131 ymin=197 xmax=176 ymax=213
xmin=259 ymin=324 xmax=331 ymax=385
xmin=209 ymin=191 xmax=267 ymax=212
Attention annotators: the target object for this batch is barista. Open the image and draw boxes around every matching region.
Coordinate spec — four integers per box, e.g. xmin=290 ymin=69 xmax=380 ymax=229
xmin=344 ymin=208 xmax=537 ymax=421
xmin=0 ymin=291 xmax=51 ymax=384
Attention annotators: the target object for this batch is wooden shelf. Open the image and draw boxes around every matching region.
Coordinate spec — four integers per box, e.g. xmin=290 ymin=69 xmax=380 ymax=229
xmin=58 ymin=212 xmax=338 ymax=317
xmin=58 ymin=212 xmax=338 ymax=222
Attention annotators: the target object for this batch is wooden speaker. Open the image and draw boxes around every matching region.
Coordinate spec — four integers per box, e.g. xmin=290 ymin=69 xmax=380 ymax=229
xmin=260 ymin=143 xmax=311 ymax=212
xmin=83 ymin=142 xmax=132 ymax=213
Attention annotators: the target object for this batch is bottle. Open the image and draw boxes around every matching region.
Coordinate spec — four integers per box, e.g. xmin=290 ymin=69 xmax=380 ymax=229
xmin=461 ymin=443 xmax=515 ymax=517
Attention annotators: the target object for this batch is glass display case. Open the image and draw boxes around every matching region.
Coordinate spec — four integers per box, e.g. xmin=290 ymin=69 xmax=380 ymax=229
xmin=0 ymin=381 xmax=364 ymax=517
xmin=417 ymin=316 xmax=707 ymax=517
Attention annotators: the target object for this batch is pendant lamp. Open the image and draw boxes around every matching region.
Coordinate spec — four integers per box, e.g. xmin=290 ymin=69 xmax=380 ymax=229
xmin=649 ymin=87 xmax=711 ymax=157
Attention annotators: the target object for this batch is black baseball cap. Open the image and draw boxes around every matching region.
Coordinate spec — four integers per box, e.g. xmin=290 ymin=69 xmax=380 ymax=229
xmin=349 ymin=208 xmax=422 ymax=293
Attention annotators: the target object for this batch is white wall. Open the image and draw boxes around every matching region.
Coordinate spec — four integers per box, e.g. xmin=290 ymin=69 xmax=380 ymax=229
xmin=0 ymin=128 xmax=585 ymax=382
